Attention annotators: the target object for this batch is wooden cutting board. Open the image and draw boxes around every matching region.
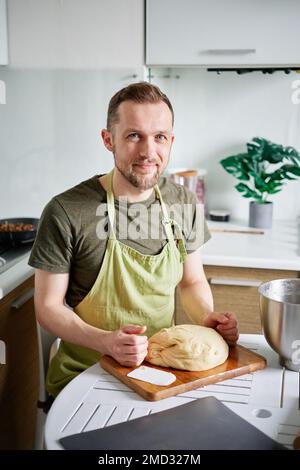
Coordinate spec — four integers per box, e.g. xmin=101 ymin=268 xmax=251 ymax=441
xmin=100 ymin=344 xmax=266 ymax=401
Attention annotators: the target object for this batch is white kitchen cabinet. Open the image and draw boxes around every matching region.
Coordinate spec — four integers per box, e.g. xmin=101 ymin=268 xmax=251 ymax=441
xmin=7 ymin=0 xmax=144 ymax=68
xmin=146 ymin=0 xmax=300 ymax=67
xmin=0 ymin=0 xmax=8 ymax=65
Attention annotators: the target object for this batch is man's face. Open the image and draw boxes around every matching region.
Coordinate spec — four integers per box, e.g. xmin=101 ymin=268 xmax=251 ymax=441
xmin=102 ymin=100 xmax=174 ymax=190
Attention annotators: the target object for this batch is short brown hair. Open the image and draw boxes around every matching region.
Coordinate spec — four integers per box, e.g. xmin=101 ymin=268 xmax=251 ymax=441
xmin=106 ymin=81 xmax=174 ymax=131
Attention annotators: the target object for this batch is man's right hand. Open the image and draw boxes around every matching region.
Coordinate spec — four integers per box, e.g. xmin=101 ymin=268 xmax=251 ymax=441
xmin=103 ymin=324 xmax=148 ymax=367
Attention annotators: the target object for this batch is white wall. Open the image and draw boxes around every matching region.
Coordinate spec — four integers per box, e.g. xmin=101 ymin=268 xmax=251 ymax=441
xmin=1 ymin=67 xmax=299 ymax=221
xmin=0 ymin=68 xmax=144 ymax=217
xmin=0 ymin=0 xmax=145 ymax=217
xmin=153 ymin=68 xmax=300 ymax=220
xmin=1 ymin=1 xmax=300 ymax=222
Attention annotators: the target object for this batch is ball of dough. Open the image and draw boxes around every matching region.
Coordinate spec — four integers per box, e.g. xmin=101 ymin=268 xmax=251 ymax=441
xmin=146 ymin=324 xmax=229 ymax=371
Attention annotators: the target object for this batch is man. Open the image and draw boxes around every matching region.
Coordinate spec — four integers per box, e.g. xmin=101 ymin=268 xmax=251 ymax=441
xmin=29 ymin=82 xmax=238 ymax=398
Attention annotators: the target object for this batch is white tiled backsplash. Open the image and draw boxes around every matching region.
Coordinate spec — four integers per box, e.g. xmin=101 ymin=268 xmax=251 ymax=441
xmin=0 ymin=68 xmax=299 ymax=221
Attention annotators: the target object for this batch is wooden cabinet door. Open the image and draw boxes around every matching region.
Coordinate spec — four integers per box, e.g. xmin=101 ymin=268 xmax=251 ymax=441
xmin=175 ymin=266 xmax=299 ymax=334
xmin=0 ymin=276 xmax=38 ymax=450
xmin=203 ymin=266 xmax=298 ymax=334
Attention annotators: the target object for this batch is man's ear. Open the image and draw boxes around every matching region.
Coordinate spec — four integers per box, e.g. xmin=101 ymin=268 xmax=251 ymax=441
xmin=169 ymin=134 xmax=175 ymax=150
xmin=101 ymin=129 xmax=114 ymax=151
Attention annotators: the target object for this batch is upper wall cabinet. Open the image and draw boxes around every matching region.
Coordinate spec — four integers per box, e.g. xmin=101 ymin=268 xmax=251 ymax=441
xmin=146 ymin=0 xmax=300 ymax=67
xmin=7 ymin=0 xmax=143 ymax=68
xmin=0 ymin=0 xmax=8 ymax=65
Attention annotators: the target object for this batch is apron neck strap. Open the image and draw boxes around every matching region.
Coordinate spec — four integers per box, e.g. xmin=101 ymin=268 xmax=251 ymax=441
xmin=107 ymin=169 xmax=116 ymax=239
xmin=154 ymin=184 xmax=187 ymax=261
xmin=153 ymin=184 xmax=169 ymax=224
xmin=107 ymin=169 xmax=164 ymax=240
xmin=106 ymin=168 xmax=185 ymax=255
xmin=154 ymin=184 xmax=176 ymax=243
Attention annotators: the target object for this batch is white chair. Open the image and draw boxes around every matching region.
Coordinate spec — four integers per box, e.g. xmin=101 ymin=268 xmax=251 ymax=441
xmin=34 ymin=323 xmax=59 ymax=450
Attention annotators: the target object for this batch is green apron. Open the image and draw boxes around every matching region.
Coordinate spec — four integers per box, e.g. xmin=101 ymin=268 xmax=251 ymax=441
xmin=46 ymin=169 xmax=187 ymax=397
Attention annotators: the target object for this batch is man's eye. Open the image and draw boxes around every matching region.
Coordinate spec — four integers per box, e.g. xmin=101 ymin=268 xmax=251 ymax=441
xmin=128 ymin=133 xmax=140 ymax=140
xmin=156 ymin=134 xmax=167 ymax=142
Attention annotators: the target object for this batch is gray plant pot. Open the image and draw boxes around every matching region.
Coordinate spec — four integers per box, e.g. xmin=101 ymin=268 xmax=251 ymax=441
xmin=249 ymin=201 xmax=273 ymax=229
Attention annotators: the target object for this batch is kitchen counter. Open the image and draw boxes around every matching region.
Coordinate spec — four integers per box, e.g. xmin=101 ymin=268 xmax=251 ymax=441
xmin=0 ymin=219 xmax=299 ymax=300
xmin=203 ymin=219 xmax=300 ymax=270
xmin=0 ymin=254 xmax=34 ymax=299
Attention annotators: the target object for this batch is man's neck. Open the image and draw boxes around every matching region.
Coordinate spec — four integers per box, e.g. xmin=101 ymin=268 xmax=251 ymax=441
xmin=99 ymin=169 xmax=155 ymax=203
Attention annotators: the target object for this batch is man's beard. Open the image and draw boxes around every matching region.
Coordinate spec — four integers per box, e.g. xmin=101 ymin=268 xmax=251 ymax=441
xmin=114 ymin=157 xmax=162 ymax=190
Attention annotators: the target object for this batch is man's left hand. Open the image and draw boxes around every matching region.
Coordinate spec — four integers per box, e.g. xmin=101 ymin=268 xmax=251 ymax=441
xmin=203 ymin=312 xmax=239 ymax=346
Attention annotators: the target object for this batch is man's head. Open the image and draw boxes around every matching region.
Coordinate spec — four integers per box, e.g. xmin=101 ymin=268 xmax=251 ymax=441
xmin=106 ymin=82 xmax=174 ymax=132
xmin=101 ymin=82 xmax=174 ymax=190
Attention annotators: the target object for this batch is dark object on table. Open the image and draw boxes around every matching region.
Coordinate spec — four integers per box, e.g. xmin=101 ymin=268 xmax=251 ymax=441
xmin=209 ymin=210 xmax=230 ymax=222
xmin=59 ymin=396 xmax=286 ymax=450
xmin=0 ymin=218 xmax=39 ymax=245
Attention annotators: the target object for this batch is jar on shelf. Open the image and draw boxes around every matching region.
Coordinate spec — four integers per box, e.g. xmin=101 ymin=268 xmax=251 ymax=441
xmin=195 ymin=170 xmax=206 ymax=205
xmin=167 ymin=168 xmax=207 ymax=205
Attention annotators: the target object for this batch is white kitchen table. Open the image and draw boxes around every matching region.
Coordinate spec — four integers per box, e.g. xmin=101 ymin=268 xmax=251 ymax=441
xmin=44 ymin=334 xmax=300 ymax=450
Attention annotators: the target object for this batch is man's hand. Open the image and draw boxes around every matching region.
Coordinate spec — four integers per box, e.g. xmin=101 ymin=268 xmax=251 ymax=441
xmin=103 ymin=324 xmax=148 ymax=367
xmin=203 ymin=312 xmax=239 ymax=346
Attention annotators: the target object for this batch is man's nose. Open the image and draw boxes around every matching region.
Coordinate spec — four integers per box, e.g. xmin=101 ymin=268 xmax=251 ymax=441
xmin=139 ymin=137 xmax=156 ymax=159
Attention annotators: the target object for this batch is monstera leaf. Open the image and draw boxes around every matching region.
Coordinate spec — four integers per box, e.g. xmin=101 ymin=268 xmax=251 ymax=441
xmin=220 ymin=137 xmax=300 ymax=202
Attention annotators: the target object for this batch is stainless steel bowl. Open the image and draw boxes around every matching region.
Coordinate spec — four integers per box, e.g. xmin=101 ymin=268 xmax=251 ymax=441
xmin=259 ymin=279 xmax=300 ymax=371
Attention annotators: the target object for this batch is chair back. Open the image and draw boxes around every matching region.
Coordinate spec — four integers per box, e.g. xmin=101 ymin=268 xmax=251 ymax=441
xmin=35 ymin=323 xmax=59 ymax=449
xmin=36 ymin=324 xmax=57 ymax=403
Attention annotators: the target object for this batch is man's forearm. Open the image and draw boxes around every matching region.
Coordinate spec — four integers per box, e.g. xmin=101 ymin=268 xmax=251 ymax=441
xmin=178 ymin=280 xmax=214 ymax=325
xmin=35 ymin=302 xmax=110 ymax=354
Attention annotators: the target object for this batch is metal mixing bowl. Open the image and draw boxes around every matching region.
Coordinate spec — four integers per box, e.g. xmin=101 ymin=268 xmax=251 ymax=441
xmin=259 ymin=279 xmax=300 ymax=371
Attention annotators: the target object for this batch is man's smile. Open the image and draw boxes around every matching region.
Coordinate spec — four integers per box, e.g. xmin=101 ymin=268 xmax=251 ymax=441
xmin=133 ymin=162 xmax=158 ymax=173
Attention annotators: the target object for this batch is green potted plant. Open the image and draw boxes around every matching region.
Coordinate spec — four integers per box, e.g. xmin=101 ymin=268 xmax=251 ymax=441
xmin=220 ymin=137 xmax=300 ymax=228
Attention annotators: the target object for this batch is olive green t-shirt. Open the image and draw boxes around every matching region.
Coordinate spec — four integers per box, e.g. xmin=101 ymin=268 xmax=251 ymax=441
xmin=29 ymin=174 xmax=211 ymax=308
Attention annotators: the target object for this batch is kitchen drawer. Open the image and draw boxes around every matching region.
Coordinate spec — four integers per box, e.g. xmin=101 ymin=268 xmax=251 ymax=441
xmin=0 ymin=276 xmax=38 ymax=449
xmin=204 ymin=266 xmax=299 ymax=334
xmin=175 ymin=266 xmax=299 ymax=334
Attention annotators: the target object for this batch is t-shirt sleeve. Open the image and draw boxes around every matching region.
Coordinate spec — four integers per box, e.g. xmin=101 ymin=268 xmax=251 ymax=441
xmin=182 ymin=192 xmax=211 ymax=254
xmin=28 ymin=197 xmax=73 ymax=273
xmin=186 ymin=212 xmax=211 ymax=254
